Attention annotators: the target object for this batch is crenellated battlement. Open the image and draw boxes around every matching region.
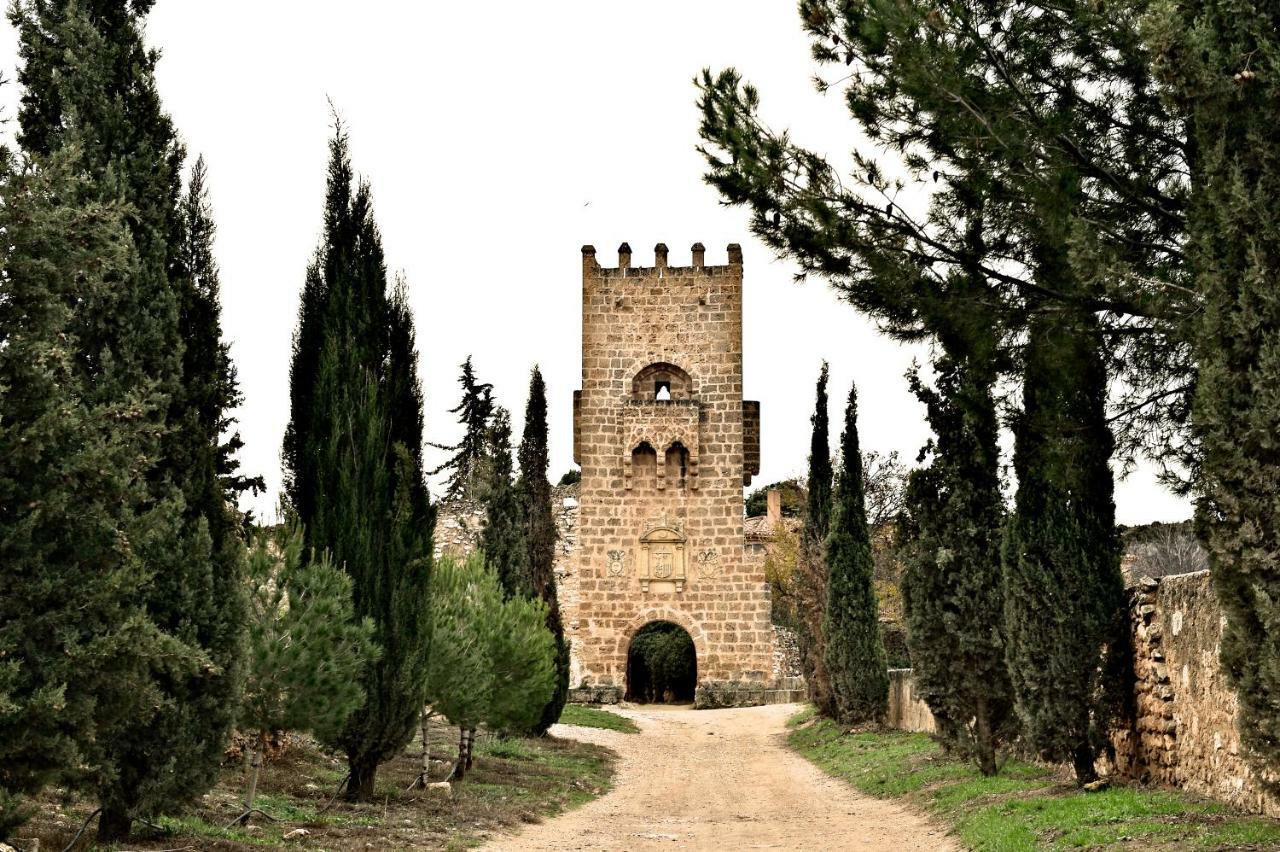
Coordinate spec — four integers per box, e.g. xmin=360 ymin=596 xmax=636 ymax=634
xmin=582 ymin=242 xmax=743 ymax=278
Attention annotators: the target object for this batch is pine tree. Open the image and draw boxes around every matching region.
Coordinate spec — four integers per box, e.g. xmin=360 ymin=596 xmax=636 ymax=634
xmin=797 ymin=363 xmax=835 ymax=715
xmin=425 ymin=555 xmax=497 ymax=783
xmin=902 ymin=315 xmax=1013 ymax=775
xmin=283 ymin=126 xmax=433 ymax=802
xmin=430 ymin=357 xmax=495 ymax=500
xmin=11 ymin=2 xmax=250 ymax=837
xmin=697 ymin=0 xmax=1194 ymax=483
xmin=517 ymin=367 xmax=570 ymax=734
xmin=0 ymin=143 xmax=184 ymax=841
xmin=416 ymin=554 xmax=492 ymax=788
xmin=486 ymin=593 xmax=556 ymax=735
xmin=482 ymin=408 xmax=531 ymax=598
xmin=1003 ymin=313 xmax=1125 ymax=784
xmin=823 ymin=383 xmax=889 ymax=725
xmin=1148 ymin=0 xmax=1280 ymax=777
xmin=236 ymin=528 xmax=376 ymax=823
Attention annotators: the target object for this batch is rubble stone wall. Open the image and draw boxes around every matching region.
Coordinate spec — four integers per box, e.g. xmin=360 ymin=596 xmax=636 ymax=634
xmin=1110 ymin=570 xmax=1280 ymax=816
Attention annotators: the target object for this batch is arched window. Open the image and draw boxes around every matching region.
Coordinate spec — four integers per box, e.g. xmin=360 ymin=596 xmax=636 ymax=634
xmin=632 ymin=363 xmax=693 ymax=401
xmin=665 ymin=442 xmax=689 ymax=489
xmin=630 ymin=441 xmax=657 ymax=489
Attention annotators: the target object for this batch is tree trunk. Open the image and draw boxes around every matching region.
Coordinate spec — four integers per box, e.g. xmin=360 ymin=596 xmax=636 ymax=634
xmin=1072 ymin=741 xmax=1098 ymax=785
xmin=411 ymin=709 xmax=434 ymax=788
xmin=448 ymin=726 xmax=468 ymax=782
xmin=974 ymin=698 xmax=997 ymax=777
xmin=97 ymin=803 xmax=132 ymax=843
xmin=345 ymin=755 xmax=379 ymax=802
xmin=465 ymin=727 xmax=476 ymax=770
xmin=245 ymin=734 xmax=264 ymax=813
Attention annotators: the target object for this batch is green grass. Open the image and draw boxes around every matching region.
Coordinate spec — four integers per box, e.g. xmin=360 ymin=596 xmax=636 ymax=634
xmin=787 ymin=708 xmax=1280 ymax=851
xmin=559 ymin=703 xmax=641 ymax=733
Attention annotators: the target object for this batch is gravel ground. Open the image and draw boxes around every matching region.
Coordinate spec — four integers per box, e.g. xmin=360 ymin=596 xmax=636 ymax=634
xmin=481 ymin=702 xmax=957 ymax=851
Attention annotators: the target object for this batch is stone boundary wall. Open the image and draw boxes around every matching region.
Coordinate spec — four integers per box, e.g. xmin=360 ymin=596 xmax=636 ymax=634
xmin=887 ymin=669 xmax=937 ymax=734
xmin=772 ymin=625 xmax=803 ymax=682
xmin=880 ymin=572 xmax=1280 ymax=817
xmin=1110 ymin=570 xmax=1280 ymax=816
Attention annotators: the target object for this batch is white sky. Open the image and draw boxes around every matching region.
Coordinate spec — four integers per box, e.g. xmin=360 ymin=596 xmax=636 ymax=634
xmin=0 ymin=1 xmax=1190 ymax=525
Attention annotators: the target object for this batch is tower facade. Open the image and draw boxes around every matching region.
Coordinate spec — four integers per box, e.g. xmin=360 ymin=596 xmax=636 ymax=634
xmin=568 ymin=241 xmax=774 ymax=704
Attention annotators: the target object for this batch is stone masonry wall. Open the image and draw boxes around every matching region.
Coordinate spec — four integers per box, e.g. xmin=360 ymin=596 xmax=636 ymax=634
xmin=886 ymin=669 xmax=937 ymax=734
xmin=1110 ymin=570 xmax=1280 ymax=816
xmin=572 ymin=243 xmax=774 ymax=700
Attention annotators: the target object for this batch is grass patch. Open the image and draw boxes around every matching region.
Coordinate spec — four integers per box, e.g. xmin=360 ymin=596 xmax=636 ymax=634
xmin=787 ymin=708 xmax=1280 ymax=851
xmin=559 ymin=703 xmax=641 ymax=733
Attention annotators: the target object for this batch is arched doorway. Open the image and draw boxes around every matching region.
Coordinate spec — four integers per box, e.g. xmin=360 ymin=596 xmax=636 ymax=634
xmin=625 ymin=621 xmax=697 ymax=703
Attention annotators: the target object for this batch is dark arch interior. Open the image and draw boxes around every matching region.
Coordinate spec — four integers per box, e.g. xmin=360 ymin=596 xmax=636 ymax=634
xmin=625 ymin=621 xmax=697 ymax=703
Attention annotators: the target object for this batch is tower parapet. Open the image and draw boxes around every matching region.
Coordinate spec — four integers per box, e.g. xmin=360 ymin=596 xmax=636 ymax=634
xmin=580 ymin=242 xmax=743 ymax=278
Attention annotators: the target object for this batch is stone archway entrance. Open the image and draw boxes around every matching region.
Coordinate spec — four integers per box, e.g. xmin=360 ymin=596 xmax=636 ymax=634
xmin=625 ymin=621 xmax=697 ymax=704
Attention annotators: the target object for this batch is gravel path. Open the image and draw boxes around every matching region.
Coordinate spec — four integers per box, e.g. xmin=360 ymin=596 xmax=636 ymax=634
xmin=481 ymin=702 xmax=957 ymax=851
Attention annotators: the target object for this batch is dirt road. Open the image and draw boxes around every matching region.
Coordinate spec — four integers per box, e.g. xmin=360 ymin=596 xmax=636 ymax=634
xmin=482 ymin=703 xmax=956 ymax=851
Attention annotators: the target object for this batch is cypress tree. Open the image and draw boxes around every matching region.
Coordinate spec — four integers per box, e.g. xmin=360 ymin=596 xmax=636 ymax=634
xmin=430 ymin=357 xmax=495 ymax=500
xmin=1003 ymin=312 xmax=1124 ymax=784
xmin=11 ymin=1 xmax=250 ymax=837
xmin=482 ymin=407 xmax=531 ymax=598
xmin=283 ymin=126 xmax=433 ymax=801
xmin=517 ymin=367 xmax=570 ymax=734
xmin=179 ymin=156 xmax=264 ymax=515
xmin=902 ymin=318 xmax=1013 ymax=775
xmin=0 ymin=143 xmax=178 ymax=840
xmin=823 ymin=383 xmax=889 ymax=725
xmin=1149 ymin=0 xmax=1280 ymax=777
xmin=797 ymin=363 xmax=835 ymax=715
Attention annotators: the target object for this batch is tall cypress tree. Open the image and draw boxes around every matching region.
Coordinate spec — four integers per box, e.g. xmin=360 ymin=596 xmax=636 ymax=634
xmin=517 ymin=367 xmax=570 ymax=734
xmin=1151 ymin=0 xmax=1280 ymax=778
xmin=902 ymin=306 xmax=1013 ymax=775
xmin=430 ymin=357 xmax=495 ymax=500
xmin=1003 ymin=312 xmax=1124 ymax=784
xmin=482 ymin=408 xmax=531 ymax=599
xmin=823 ymin=383 xmax=889 ymax=725
xmin=179 ymin=156 xmax=264 ymax=515
xmin=0 ymin=143 xmax=178 ymax=840
xmin=797 ymin=363 xmax=835 ymax=715
xmin=11 ymin=1 xmax=248 ymax=838
xmin=283 ymin=126 xmax=433 ymax=801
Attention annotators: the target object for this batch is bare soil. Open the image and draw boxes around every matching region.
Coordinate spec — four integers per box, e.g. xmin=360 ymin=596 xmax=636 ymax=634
xmin=483 ymin=702 xmax=957 ymax=851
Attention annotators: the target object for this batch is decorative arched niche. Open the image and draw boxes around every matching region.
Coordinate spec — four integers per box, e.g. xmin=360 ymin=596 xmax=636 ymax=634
xmin=632 ymin=362 xmax=694 ymax=401
xmin=639 ymin=522 xmax=687 ymax=594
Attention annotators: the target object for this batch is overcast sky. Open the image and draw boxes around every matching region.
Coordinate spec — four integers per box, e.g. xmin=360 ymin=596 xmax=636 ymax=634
xmin=0 ymin=2 xmax=1191 ymax=525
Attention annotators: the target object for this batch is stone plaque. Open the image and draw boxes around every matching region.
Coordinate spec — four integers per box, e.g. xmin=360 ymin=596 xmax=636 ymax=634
xmin=639 ymin=523 xmax=686 ymax=593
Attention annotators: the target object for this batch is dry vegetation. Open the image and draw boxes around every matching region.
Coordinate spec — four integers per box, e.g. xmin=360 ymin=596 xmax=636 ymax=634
xmin=16 ymin=723 xmax=614 ymax=851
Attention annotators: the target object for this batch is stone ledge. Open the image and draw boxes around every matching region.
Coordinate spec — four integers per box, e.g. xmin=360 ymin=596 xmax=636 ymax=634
xmin=567 ymin=685 xmax=622 ymax=705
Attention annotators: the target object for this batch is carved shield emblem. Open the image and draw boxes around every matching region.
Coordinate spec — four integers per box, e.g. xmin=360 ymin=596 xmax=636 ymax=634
xmin=606 ymin=549 xmax=631 ymax=577
xmin=652 ymin=547 xmax=674 ymax=579
xmin=696 ymin=549 xmax=721 ymax=579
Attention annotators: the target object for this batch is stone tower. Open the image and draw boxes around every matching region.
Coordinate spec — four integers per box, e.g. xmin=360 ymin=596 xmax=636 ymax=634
xmin=569 ymin=241 xmax=775 ymax=705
